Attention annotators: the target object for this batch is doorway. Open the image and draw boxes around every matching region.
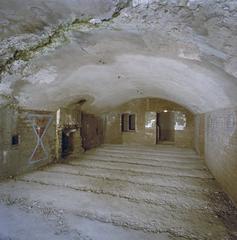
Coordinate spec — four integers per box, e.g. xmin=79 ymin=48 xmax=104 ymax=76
xmin=61 ymin=129 xmax=74 ymax=158
xmin=80 ymin=113 xmax=103 ymax=151
xmin=156 ymin=111 xmax=175 ymax=144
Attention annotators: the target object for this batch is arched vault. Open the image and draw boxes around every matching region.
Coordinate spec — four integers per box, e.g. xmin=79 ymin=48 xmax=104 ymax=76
xmin=0 ymin=0 xmax=236 ymax=113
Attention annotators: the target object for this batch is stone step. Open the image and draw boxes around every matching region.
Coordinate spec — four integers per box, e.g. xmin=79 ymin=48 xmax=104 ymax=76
xmin=69 ymin=159 xmax=213 ymax=179
xmin=101 ymin=144 xmax=197 ymax=154
xmin=79 ymin=155 xmax=206 ymax=170
xmin=84 ymin=150 xmax=201 ymax=162
xmin=91 ymin=149 xmax=200 ymax=160
xmin=0 ymin=180 xmax=228 ymax=240
xmin=45 ymin=164 xmax=218 ymax=192
xmin=18 ymin=170 xmax=220 ymax=211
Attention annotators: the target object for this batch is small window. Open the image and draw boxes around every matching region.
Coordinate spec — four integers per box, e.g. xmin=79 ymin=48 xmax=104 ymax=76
xmin=11 ymin=134 xmax=19 ymax=145
xmin=121 ymin=113 xmax=136 ymax=132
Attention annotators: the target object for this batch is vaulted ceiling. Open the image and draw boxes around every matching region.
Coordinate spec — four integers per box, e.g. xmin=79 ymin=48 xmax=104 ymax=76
xmin=0 ymin=0 xmax=237 ymax=113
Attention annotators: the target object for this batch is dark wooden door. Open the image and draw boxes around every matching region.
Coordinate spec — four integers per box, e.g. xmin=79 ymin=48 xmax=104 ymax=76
xmin=81 ymin=113 xmax=103 ymax=150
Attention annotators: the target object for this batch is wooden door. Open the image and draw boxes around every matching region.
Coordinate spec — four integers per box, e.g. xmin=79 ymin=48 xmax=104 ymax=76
xmin=81 ymin=113 xmax=103 ymax=150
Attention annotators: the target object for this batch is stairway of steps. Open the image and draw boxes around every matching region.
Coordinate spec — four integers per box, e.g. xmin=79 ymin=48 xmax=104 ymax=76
xmin=0 ymin=145 xmax=237 ymax=240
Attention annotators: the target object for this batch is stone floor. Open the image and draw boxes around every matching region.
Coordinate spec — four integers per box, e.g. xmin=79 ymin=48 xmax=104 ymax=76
xmin=0 ymin=145 xmax=237 ymax=240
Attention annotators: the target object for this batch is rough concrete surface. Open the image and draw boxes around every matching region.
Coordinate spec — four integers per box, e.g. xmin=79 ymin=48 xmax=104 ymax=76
xmin=0 ymin=145 xmax=237 ymax=240
xmin=0 ymin=0 xmax=237 ymax=113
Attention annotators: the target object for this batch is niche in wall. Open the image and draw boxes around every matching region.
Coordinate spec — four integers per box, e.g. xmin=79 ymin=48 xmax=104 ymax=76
xmin=11 ymin=134 xmax=19 ymax=145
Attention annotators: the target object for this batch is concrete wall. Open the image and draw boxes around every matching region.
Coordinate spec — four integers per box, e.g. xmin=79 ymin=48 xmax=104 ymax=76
xmin=204 ymin=107 xmax=237 ymax=205
xmin=103 ymin=98 xmax=194 ymax=148
xmin=0 ymin=108 xmax=56 ymax=178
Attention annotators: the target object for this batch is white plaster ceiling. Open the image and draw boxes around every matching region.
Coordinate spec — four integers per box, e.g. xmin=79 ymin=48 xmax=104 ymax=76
xmin=0 ymin=0 xmax=237 ymax=113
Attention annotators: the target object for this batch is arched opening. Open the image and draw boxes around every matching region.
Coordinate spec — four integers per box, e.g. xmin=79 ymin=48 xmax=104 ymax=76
xmin=0 ymin=1 xmax=237 ymax=239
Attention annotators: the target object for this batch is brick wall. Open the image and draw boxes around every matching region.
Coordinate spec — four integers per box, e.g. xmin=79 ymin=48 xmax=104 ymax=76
xmin=0 ymin=108 xmax=56 ymax=178
xmin=204 ymin=107 xmax=237 ymax=205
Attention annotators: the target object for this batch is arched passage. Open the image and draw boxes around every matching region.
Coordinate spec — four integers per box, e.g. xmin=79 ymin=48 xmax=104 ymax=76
xmin=0 ymin=0 xmax=237 ymax=239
